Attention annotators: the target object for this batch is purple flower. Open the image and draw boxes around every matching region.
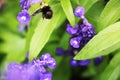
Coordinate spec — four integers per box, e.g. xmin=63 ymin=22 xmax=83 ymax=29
xmin=18 ymin=24 xmax=28 ymax=32
xmin=70 ymin=58 xmax=79 ymax=67
xmin=55 ymin=47 xmax=65 ymax=56
xmin=4 ymin=53 xmax=56 ymax=80
xmin=40 ymin=71 xmax=52 ymax=80
xmin=80 ymin=24 xmax=95 ymax=39
xmin=70 ymin=36 xmax=82 ymax=48
xmin=47 ymin=57 xmax=56 ymax=69
xmin=66 ymin=24 xmax=79 ymax=35
xmin=56 ymin=6 xmax=98 ymax=67
xmin=40 ymin=53 xmax=51 ymax=61
xmin=78 ymin=59 xmax=90 ymax=66
xmin=74 ymin=6 xmax=85 ymax=18
xmin=94 ymin=56 xmax=103 ymax=66
xmin=28 ymin=0 xmax=42 ymax=4
xmin=20 ymin=0 xmax=31 ymax=10
xmin=17 ymin=10 xmax=31 ymax=24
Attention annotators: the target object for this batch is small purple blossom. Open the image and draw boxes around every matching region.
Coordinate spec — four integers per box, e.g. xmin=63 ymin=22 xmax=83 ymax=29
xmin=18 ymin=24 xmax=28 ymax=32
xmin=40 ymin=53 xmax=51 ymax=61
xmin=74 ymin=6 xmax=85 ymax=18
xmin=66 ymin=24 xmax=79 ymax=35
xmin=28 ymin=0 xmax=42 ymax=4
xmin=82 ymin=18 xmax=91 ymax=26
xmin=17 ymin=10 xmax=31 ymax=24
xmin=4 ymin=53 xmax=56 ymax=80
xmin=94 ymin=56 xmax=103 ymax=66
xmin=40 ymin=71 xmax=52 ymax=80
xmin=47 ymin=57 xmax=56 ymax=69
xmin=70 ymin=36 xmax=82 ymax=48
xmin=20 ymin=0 xmax=31 ymax=10
xmin=78 ymin=59 xmax=90 ymax=66
xmin=70 ymin=58 xmax=79 ymax=67
xmin=55 ymin=47 xmax=65 ymax=56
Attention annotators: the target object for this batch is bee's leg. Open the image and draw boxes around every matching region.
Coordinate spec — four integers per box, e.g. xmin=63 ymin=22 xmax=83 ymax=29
xmin=31 ymin=8 xmax=41 ymax=16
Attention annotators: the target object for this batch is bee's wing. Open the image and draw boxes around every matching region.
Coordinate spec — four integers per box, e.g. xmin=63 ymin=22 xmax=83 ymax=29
xmin=31 ymin=8 xmax=42 ymax=16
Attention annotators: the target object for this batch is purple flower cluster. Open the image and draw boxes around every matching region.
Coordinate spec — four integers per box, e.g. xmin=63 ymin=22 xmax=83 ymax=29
xmin=56 ymin=6 xmax=103 ymax=67
xmin=17 ymin=0 xmax=42 ymax=25
xmin=4 ymin=53 xmax=56 ymax=80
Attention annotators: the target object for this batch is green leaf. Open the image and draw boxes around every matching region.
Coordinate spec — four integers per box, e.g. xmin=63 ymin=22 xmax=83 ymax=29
xmin=100 ymin=51 xmax=120 ymax=80
xmin=29 ymin=5 xmax=66 ymax=60
xmin=59 ymin=33 xmax=70 ymax=49
xmin=74 ymin=22 xmax=120 ymax=60
xmin=85 ymin=0 xmax=105 ymax=29
xmin=97 ymin=0 xmax=120 ymax=32
xmin=25 ymin=14 xmax=42 ymax=52
xmin=61 ymin=0 xmax=75 ymax=26
xmin=0 ymin=27 xmax=26 ymax=62
xmin=53 ymin=57 xmax=70 ymax=80
xmin=43 ymin=0 xmax=51 ymax=3
xmin=76 ymin=0 xmax=99 ymax=12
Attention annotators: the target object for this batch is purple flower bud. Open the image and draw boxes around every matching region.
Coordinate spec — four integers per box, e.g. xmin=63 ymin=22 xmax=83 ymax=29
xmin=20 ymin=0 xmax=25 ymax=7
xmin=18 ymin=24 xmax=28 ymax=32
xmin=55 ymin=47 xmax=65 ymax=56
xmin=17 ymin=10 xmax=31 ymax=24
xmin=28 ymin=0 xmax=42 ymax=4
xmin=66 ymin=24 xmax=79 ymax=35
xmin=94 ymin=56 xmax=103 ymax=66
xmin=79 ymin=59 xmax=90 ymax=66
xmin=40 ymin=72 xmax=52 ymax=80
xmin=74 ymin=6 xmax=85 ymax=18
xmin=81 ymin=26 xmax=88 ymax=32
xmin=32 ymin=59 xmax=47 ymax=73
xmin=70 ymin=58 xmax=79 ymax=67
xmin=20 ymin=0 xmax=31 ymax=10
xmin=18 ymin=24 xmax=25 ymax=32
xmin=88 ymin=25 xmax=94 ymax=31
xmin=47 ymin=58 xmax=56 ymax=69
xmin=70 ymin=36 xmax=82 ymax=48
xmin=40 ymin=53 xmax=51 ymax=61
xmin=82 ymin=18 xmax=91 ymax=26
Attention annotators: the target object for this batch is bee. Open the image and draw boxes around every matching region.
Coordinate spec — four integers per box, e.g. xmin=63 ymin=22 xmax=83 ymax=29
xmin=32 ymin=2 xmax=53 ymax=19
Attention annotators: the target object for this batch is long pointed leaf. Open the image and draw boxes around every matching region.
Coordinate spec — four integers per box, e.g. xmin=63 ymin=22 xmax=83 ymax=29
xmin=97 ymin=0 xmax=120 ymax=31
xmin=61 ymin=0 xmax=75 ymax=26
xmin=78 ymin=0 xmax=99 ymax=12
xmin=29 ymin=5 xmax=66 ymax=60
xmin=100 ymin=51 xmax=120 ymax=80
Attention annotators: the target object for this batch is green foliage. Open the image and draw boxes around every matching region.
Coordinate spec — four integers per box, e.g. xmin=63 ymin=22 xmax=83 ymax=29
xmin=85 ymin=0 xmax=105 ymax=29
xmin=100 ymin=51 xmax=120 ymax=80
xmin=97 ymin=0 xmax=120 ymax=31
xmin=61 ymin=0 xmax=75 ymax=26
xmin=53 ymin=57 xmax=71 ymax=80
xmin=77 ymin=0 xmax=99 ymax=12
xmin=1 ymin=0 xmax=120 ymax=80
xmin=29 ymin=3 xmax=66 ymax=60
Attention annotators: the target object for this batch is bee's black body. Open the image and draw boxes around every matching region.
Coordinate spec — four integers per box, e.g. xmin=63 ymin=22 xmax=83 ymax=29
xmin=41 ymin=6 xmax=53 ymax=19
